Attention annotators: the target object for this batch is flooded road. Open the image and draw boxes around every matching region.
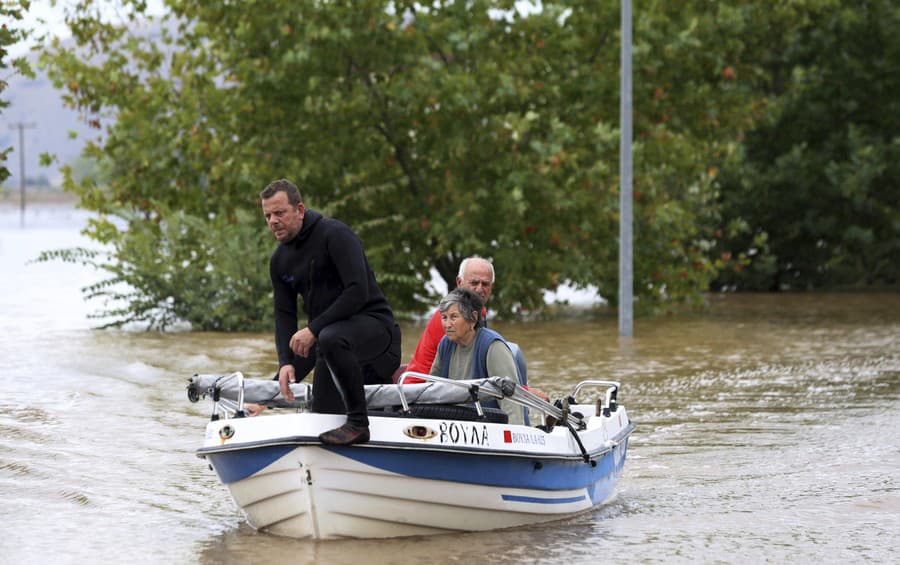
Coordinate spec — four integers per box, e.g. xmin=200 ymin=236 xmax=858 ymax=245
xmin=2 ymin=206 xmax=898 ymax=564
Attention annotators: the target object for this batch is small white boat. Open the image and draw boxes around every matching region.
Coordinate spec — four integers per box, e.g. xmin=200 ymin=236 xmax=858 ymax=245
xmin=187 ymin=372 xmax=634 ymax=540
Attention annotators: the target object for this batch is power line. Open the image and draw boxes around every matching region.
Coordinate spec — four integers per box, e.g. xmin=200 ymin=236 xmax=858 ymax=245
xmin=8 ymin=121 xmax=37 ymax=228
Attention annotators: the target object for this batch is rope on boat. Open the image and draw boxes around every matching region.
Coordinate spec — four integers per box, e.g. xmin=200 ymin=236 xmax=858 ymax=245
xmin=564 ymin=420 xmax=591 ymax=463
xmin=505 ymin=385 xmax=586 ymax=430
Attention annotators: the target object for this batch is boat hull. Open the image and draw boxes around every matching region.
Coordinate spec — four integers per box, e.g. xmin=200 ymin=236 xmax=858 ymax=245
xmin=199 ymin=409 xmax=633 ymax=539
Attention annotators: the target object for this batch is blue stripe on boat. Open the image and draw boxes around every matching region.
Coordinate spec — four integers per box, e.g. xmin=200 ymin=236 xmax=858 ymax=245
xmin=206 ymin=437 xmax=630 ymax=493
xmin=208 ymin=444 xmax=296 ymax=484
xmin=501 ymin=493 xmax=587 ymax=504
xmin=325 ymin=442 xmax=626 ymax=492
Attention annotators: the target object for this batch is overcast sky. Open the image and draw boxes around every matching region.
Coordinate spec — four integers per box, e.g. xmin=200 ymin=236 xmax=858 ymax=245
xmin=8 ymin=1 xmax=550 ymax=58
xmin=8 ymin=0 xmax=166 ymax=58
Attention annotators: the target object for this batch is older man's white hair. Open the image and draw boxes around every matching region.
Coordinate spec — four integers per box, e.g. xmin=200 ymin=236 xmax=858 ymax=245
xmin=457 ymin=256 xmax=495 ymax=282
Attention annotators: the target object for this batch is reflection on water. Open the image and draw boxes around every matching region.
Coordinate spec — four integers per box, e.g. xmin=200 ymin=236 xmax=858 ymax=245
xmin=1 ymin=206 xmax=898 ymax=563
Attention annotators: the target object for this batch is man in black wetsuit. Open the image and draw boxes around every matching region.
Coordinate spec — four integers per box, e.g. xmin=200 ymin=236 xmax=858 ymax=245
xmin=260 ymin=179 xmax=401 ymax=445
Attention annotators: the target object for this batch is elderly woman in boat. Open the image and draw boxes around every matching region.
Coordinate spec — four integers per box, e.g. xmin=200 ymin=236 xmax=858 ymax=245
xmin=428 ymin=287 xmax=529 ymax=424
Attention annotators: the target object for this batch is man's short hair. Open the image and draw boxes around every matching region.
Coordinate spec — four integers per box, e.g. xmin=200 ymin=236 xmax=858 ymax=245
xmin=458 ymin=256 xmax=495 ymax=282
xmin=438 ymin=288 xmax=484 ymax=324
xmin=260 ymin=179 xmax=303 ymax=206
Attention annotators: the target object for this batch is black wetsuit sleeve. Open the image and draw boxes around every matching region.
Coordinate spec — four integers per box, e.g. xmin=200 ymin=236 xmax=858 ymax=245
xmin=271 ymin=254 xmax=298 ymax=368
xmin=291 ymin=352 xmax=317 ymax=381
xmin=307 ymin=225 xmax=371 ymax=336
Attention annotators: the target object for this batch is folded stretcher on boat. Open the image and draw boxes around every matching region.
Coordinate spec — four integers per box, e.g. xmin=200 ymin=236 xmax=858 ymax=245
xmin=187 ymin=373 xmax=518 ymax=410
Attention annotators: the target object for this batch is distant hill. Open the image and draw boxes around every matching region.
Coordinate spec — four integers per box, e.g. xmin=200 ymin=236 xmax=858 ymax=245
xmin=1 ymin=14 xmax=169 ymax=193
xmin=1 ymin=49 xmax=95 ymax=192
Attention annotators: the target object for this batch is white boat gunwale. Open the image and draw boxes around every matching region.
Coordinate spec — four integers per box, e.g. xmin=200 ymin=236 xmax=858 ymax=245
xmin=196 ymin=423 xmax=635 ymax=461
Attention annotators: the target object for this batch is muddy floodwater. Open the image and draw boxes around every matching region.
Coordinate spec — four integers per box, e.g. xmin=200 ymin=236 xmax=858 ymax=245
xmin=2 ymin=206 xmax=897 ymax=564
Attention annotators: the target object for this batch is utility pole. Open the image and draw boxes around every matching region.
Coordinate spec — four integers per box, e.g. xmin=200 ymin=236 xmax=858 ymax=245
xmin=9 ymin=122 xmax=37 ymax=228
xmin=618 ymin=0 xmax=634 ymax=337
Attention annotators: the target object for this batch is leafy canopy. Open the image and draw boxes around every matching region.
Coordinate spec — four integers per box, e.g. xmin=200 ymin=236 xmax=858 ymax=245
xmin=714 ymin=0 xmax=900 ymax=290
xmin=40 ymin=0 xmax=781 ymax=329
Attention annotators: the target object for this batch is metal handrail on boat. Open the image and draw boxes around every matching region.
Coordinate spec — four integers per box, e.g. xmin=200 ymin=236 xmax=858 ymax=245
xmin=188 ymin=372 xmax=622 ymax=429
xmin=570 ymin=380 xmax=621 ymax=416
xmin=396 ymin=371 xmax=497 ymax=416
xmin=396 ymin=371 xmax=586 ymax=429
xmin=188 ymin=371 xmax=247 ymax=421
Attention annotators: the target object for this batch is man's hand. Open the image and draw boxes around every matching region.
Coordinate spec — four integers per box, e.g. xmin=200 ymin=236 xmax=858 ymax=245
xmin=290 ymin=327 xmax=317 ymax=357
xmin=525 ymin=386 xmax=550 ymax=402
xmin=245 ymin=403 xmax=267 ymax=417
xmin=279 ymin=364 xmax=297 ymax=402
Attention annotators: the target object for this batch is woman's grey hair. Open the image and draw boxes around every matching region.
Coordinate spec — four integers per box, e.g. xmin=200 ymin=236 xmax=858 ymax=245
xmin=438 ymin=288 xmax=483 ymax=325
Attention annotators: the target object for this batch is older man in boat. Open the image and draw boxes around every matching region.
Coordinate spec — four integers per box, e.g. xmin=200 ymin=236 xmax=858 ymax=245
xmin=429 ymin=288 xmax=528 ymax=424
xmin=406 ymin=256 xmax=495 ymax=374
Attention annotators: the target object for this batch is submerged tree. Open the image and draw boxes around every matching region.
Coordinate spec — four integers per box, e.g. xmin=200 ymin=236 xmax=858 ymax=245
xmin=713 ymin=0 xmax=900 ymax=290
xmin=41 ymin=0 xmax=770 ymax=329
